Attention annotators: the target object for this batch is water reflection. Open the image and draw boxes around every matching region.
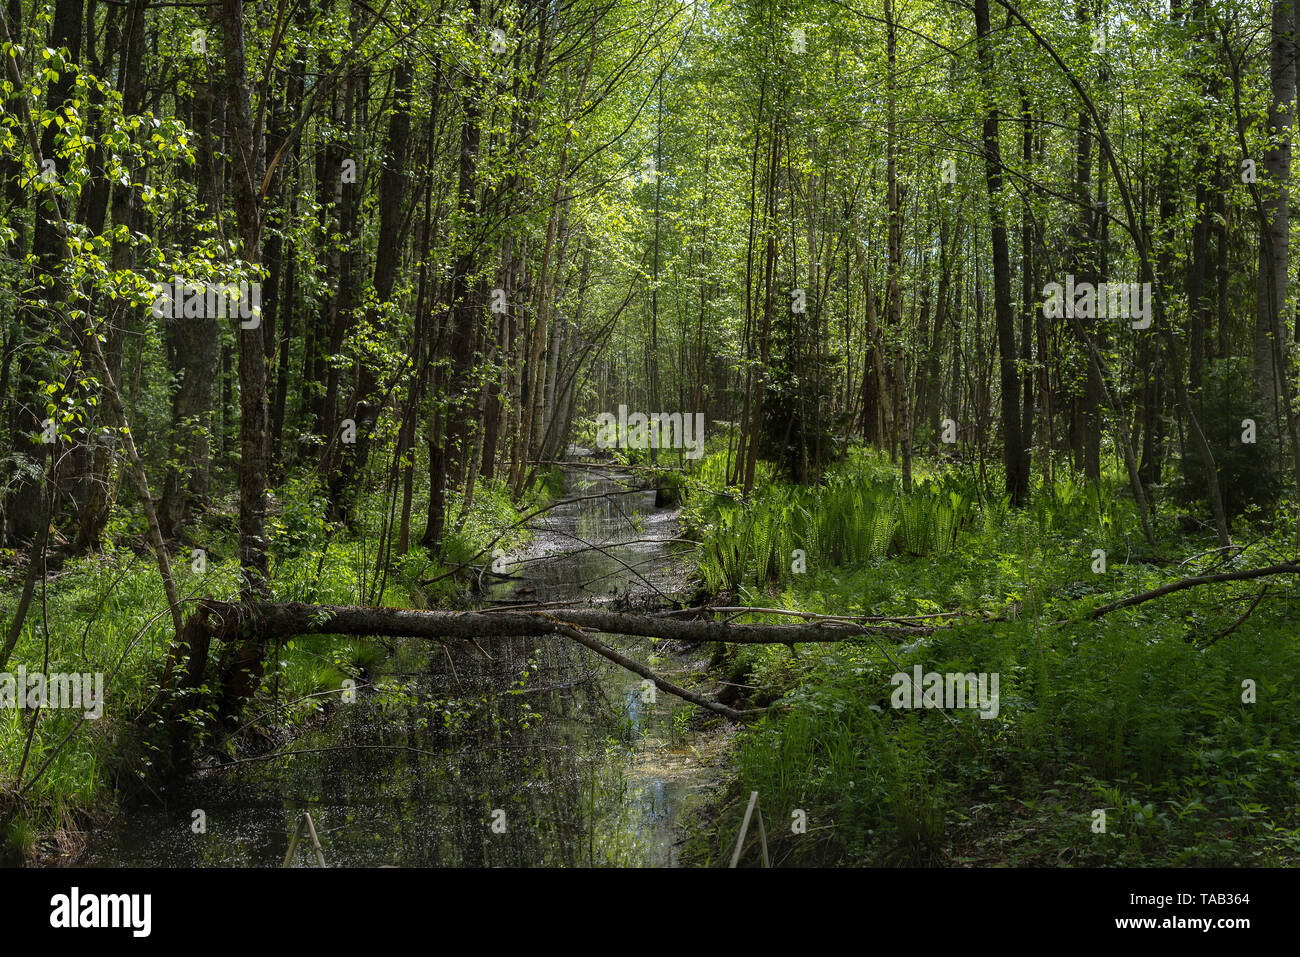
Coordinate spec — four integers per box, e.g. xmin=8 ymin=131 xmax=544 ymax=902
xmin=88 ymin=465 xmax=715 ymax=867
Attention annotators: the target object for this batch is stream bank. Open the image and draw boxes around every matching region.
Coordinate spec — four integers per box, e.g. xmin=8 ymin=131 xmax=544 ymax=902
xmin=81 ymin=461 xmax=733 ymax=867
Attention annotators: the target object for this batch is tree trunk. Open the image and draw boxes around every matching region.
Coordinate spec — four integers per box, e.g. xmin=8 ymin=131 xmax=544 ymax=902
xmin=975 ymin=0 xmax=1024 ymax=505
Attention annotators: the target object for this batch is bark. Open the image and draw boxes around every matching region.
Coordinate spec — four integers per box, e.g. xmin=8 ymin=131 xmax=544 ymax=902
xmin=425 ymin=22 xmax=483 ymax=550
xmin=74 ymin=0 xmax=146 ymax=550
xmin=974 ymin=0 xmax=1024 ymax=506
xmin=1090 ymin=562 xmax=1300 ymax=619
xmin=3 ymin=0 xmax=80 ymax=543
xmin=1018 ymin=91 xmax=1035 ymax=493
xmin=0 ymin=0 xmax=31 ymax=546
xmin=327 ymin=57 xmax=413 ymax=522
xmin=519 ymin=38 xmax=594 ymax=487
xmin=268 ymin=2 xmax=309 ymax=468
xmin=742 ymin=113 xmax=779 ymax=495
xmin=174 ymin=600 xmax=937 ymax=723
xmin=160 ymin=4 xmax=222 ymax=539
xmin=319 ymin=56 xmax=364 ymax=485
xmin=850 ymin=212 xmax=893 ymax=444
xmin=1255 ymin=0 xmax=1294 ymax=412
xmin=216 ymin=0 xmax=272 ymax=718
xmin=886 ymin=0 xmax=911 ymax=491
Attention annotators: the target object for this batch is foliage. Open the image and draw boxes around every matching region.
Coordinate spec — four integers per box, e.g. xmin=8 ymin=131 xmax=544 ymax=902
xmin=685 ymin=454 xmax=1300 ymax=867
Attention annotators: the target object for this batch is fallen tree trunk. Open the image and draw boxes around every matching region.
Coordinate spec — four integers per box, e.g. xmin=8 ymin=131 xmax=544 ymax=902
xmin=1089 ymin=561 xmax=1299 ymax=619
xmin=166 ymin=555 xmax=1298 ymax=735
xmin=549 ymin=622 xmax=743 ymax=720
xmin=182 ymin=600 xmax=932 ymax=723
xmin=189 ymin=600 xmax=930 ymax=645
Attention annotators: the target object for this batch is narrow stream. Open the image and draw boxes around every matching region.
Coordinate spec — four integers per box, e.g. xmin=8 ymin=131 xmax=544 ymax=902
xmin=86 ymin=461 xmax=723 ymax=867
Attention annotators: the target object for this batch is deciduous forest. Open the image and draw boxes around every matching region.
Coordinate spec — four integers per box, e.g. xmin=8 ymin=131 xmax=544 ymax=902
xmin=0 ymin=0 xmax=1297 ymax=875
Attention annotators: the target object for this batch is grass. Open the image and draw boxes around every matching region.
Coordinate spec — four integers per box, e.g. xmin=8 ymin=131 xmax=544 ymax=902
xmin=681 ymin=447 xmax=1300 ymax=867
xmin=0 ymin=465 xmax=557 ymax=863
xmin=6 ymin=431 xmax=1296 ymax=869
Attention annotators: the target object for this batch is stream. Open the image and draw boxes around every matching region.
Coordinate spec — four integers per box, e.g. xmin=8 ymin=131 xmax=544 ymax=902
xmin=85 ymin=460 xmax=725 ymax=867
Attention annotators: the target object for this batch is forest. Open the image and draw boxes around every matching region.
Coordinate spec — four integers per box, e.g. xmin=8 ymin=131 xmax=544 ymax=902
xmin=0 ymin=0 xmax=1297 ymax=870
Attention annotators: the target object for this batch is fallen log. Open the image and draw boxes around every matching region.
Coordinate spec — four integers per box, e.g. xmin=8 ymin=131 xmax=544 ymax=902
xmin=184 ymin=600 xmax=933 ymax=723
xmin=1089 ymin=561 xmax=1299 ymax=619
xmin=548 ymin=621 xmax=744 ymax=720
xmin=190 ymin=601 xmax=931 ymax=645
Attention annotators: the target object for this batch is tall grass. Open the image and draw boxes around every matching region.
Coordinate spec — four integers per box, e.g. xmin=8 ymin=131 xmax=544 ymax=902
xmin=685 ymin=451 xmax=1300 ymax=867
xmin=690 ymin=450 xmax=987 ymax=593
xmin=0 ymin=468 xmax=546 ymax=861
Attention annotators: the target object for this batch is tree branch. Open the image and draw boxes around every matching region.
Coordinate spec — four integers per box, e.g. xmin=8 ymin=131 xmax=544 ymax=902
xmin=1090 ymin=562 xmax=1299 ymax=619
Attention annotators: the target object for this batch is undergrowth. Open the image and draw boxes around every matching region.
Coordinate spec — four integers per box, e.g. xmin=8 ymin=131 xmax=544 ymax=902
xmin=682 ymin=448 xmax=1300 ymax=867
xmin=0 ymin=466 xmax=555 ymax=862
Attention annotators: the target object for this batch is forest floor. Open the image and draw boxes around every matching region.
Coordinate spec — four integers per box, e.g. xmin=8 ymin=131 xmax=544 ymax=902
xmin=4 ymin=447 xmax=1299 ymax=868
xmin=671 ymin=446 xmax=1300 ymax=867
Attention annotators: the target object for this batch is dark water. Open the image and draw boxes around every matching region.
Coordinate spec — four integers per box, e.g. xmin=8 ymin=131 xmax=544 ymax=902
xmin=86 ymin=463 xmax=721 ymax=867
